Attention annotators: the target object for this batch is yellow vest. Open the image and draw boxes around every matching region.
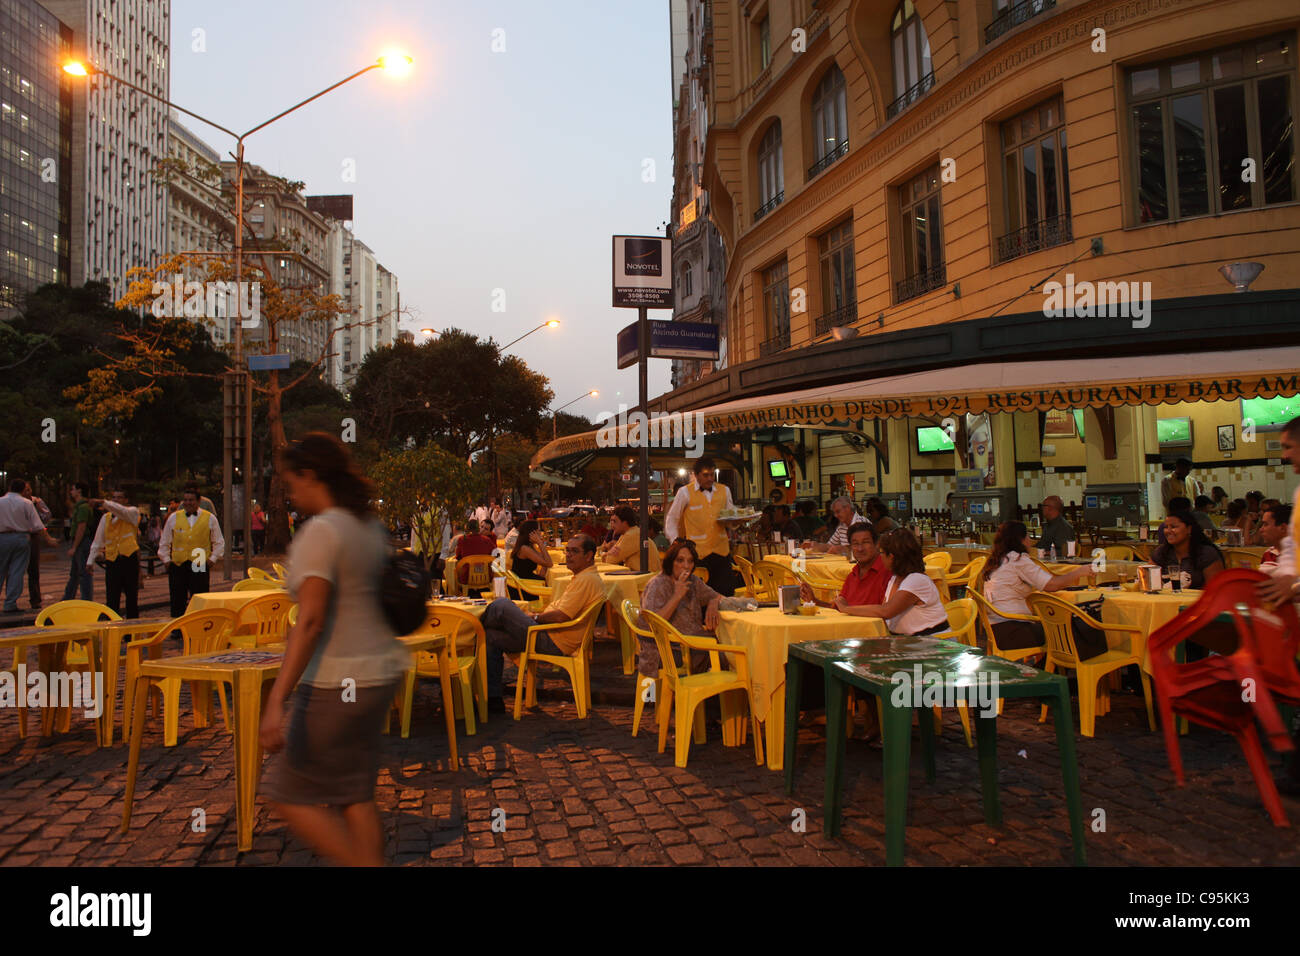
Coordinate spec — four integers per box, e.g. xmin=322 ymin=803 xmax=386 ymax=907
xmin=171 ymin=509 xmax=212 ymax=566
xmin=104 ymin=515 xmax=138 ymax=560
xmin=683 ymin=482 xmax=729 ymax=557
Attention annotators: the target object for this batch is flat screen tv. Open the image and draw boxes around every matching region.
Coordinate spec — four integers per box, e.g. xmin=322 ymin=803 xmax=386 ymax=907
xmin=1241 ymin=395 xmax=1300 ymax=432
xmin=916 ymin=426 xmax=955 ymax=453
xmin=767 ymin=459 xmax=789 ymax=481
xmin=1157 ymin=417 xmax=1193 ymax=447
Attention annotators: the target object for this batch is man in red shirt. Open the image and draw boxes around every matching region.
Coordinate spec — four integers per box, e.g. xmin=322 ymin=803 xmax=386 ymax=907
xmin=800 ymin=522 xmax=889 ymax=611
xmin=455 ymin=519 xmax=497 ymax=586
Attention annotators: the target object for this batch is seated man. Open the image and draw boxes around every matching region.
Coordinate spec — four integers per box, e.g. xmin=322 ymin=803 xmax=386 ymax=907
xmin=1191 ymin=495 xmax=1218 ymax=540
xmin=812 ymin=496 xmax=864 ymax=555
xmin=771 ymin=504 xmax=800 ymax=539
xmin=481 ymin=534 xmax=605 ymax=713
xmin=800 ymin=523 xmax=889 ymax=611
xmin=1036 ymin=495 xmax=1075 ymax=556
xmin=793 ymin=499 xmax=826 ymax=540
xmin=599 ymin=505 xmax=653 ymax=572
xmin=1259 ymin=503 xmax=1293 ymax=570
xmin=454 ymin=519 xmax=497 ymax=587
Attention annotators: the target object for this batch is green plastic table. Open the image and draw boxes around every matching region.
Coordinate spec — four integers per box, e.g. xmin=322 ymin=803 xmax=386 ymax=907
xmin=784 ymin=636 xmax=1086 ymax=866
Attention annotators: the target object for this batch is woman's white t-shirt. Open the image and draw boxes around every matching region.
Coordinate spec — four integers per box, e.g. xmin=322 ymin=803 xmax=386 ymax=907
xmin=883 ymin=572 xmax=949 ymax=635
xmin=984 ymin=551 xmax=1053 ymax=623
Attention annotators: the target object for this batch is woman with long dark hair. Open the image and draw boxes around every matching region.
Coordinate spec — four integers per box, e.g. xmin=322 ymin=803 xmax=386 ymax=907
xmin=843 ymin=529 xmax=949 ymax=635
xmin=981 ymin=520 xmax=1092 ymax=649
xmin=637 ymin=539 xmax=722 ymax=677
xmin=1150 ymin=510 xmax=1224 ymax=590
xmin=259 ymin=432 xmax=411 ymax=866
xmin=509 ymin=519 xmax=553 ymax=581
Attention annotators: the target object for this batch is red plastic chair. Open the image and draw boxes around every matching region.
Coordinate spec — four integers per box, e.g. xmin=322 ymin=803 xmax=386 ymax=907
xmin=1147 ymin=569 xmax=1300 ymax=827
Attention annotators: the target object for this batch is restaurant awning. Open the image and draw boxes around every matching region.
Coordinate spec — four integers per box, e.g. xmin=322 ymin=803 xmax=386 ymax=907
xmin=530 ymin=346 xmax=1300 ymax=473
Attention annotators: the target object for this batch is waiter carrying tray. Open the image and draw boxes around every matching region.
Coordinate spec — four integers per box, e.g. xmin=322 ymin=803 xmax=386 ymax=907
xmin=665 ymin=457 xmax=737 ymax=595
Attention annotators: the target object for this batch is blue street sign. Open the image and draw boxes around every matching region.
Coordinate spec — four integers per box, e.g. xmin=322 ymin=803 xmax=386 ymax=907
xmin=247 ymin=353 xmax=292 ymax=371
xmin=617 ymin=320 xmax=720 ymax=369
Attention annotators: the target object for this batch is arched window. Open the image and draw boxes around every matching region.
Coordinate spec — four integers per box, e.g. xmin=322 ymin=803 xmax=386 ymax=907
xmin=681 ymin=262 xmax=693 ymax=300
xmin=810 ymin=65 xmax=849 ymax=175
xmin=756 ymin=121 xmax=784 ymax=221
xmin=889 ymin=0 xmax=933 ymax=117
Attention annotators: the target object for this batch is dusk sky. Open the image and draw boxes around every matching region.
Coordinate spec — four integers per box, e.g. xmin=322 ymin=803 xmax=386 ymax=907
xmin=170 ymin=0 xmax=676 ymax=421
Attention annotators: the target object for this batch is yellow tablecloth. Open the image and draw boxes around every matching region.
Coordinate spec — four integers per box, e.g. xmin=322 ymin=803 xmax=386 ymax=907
xmin=186 ymin=590 xmax=282 ymax=614
xmin=1057 ymin=587 xmax=1199 ymax=672
xmin=761 ymin=553 xmax=852 ymax=583
xmin=717 ymin=606 xmax=888 ymax=771
xmin=547 ymin=565 xmax=651 ymax=608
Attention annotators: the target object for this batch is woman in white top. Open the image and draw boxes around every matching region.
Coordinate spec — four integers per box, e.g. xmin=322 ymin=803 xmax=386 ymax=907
xmin=981 ymin=520 xmax=1091 ymax=649
xmin=844 ymin=529 xmax=950 ymax=635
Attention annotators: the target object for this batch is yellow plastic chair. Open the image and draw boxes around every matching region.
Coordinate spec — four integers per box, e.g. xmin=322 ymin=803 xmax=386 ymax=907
xmin=923 ymin=551 xmax=952 ymax=573
xmin=123 ymin=609 xmax=238 ymax=746
xmin=457 ymin=554 xmax=497 ymax=597
xmin=732 ymin=554 xmax=758 ymax=599
xmin=246 ymin=567 xmax=275 ymax=582
xmin=1221 ymin=548 xmax=1261 ymax=570
xmin=1103 ymin=544 xmax=1139 ymax=562
xmin=30 ymin=600 xmax=121 ymax=735
xmin=751 ymin=560 xmax=794 ymax=602
xmin=513 ymin=599 xmax=605 ymax=720
xmin=232 ymin=578 xmax=280 ymax=592
xmin=231 ymin=591 xmax=294 ymax=648
xmin=620 ymin=599 xmax=707 ymax=741
xmin=692 ymin=566 xmax=709 ymax=583
xmin=791 ymin=567 xmax=839 ymax=603
xmin=945 ymin=556 xmax=988 ymax=595
xmin=969 ymin=589 xmax=1045 ymax=664
xmin=405 ymin=606 xmax=488 ymax=736
xmin=640 ymin=607 xmax=764 ymax=768
xmin=271 ymin=562 xmax=288 ymax=580
xmin=1027 ymin=592 xmax=1155 ymax=738
xmin=505 ymin=570 xmax=553 ymax=612
xmin=287 ymin=604 xmax=298 ymax=627
xmin=930 ymin=598 xmax=979 ymax=747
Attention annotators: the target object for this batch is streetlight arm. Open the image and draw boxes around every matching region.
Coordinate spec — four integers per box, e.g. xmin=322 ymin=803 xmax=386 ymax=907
xmin=498 ymin=322 xmax=549 ymax=352
xmin=240 ymin=63 xmax=382 ymax=140
xmin=78 ymin=64 xmax=240 ymax=140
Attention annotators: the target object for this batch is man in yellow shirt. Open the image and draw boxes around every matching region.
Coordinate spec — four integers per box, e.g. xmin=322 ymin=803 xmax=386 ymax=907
xmin=160 ymin=485 xmax=225 ymax=618
xmin=599 ymin=505 xmax=661 ymax=573
xmin=482 ymin=534 xmax=605 ymax=713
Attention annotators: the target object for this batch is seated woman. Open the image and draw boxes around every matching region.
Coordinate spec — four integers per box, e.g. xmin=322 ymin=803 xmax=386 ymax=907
xmin=1150 ymin=510 xmax=1225 ymax=590
xmin=1222 ymin=498 xmax=1255 ymax=544
xmin=636 ymin=539 xmax=722 ymax=679
xmin=980 ymin=520 xmax=1092 ymax=650
xmin=841 ymin=529 xmax=949 ymax=636
xmin=506 ymin=519 xmax=553 ymax=598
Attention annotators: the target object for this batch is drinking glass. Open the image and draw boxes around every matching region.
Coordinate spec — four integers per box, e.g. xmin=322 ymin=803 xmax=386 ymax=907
xmin=430 ymin=580 xmax=441 ymax=600
xmin=1166 ymin=565 xmax=1182 ymax=592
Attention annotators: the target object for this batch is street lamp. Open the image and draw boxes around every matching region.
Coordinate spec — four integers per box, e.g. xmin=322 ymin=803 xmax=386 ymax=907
xmin=420 ymin=328 xmax=438 ymax=338
xmin=65 ymin=52 xmax=412 ymax=579
xmin=499 ymin=318 xmax=560 ymax=352
xmin=552 ymin=389 xmax=598 ymax=440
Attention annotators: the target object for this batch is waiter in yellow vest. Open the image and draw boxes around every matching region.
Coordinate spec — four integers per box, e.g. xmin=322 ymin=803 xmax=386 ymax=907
xmin=85 ymin=488 xmax=141 ymax=618
xmin=160 ymin=485 xmax=225 ymax=618
xmin=665 ymin=456 xmax=737 ymax=595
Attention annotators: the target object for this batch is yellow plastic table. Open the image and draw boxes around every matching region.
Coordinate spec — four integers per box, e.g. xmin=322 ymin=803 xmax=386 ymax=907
xmin=715 ymin=606 xmax=887 ymax=771
xmin=1056 ymin=587 xmax=1200 ymax=672
xmin=123 ymin=646 xmax=285 ymax=852
xmin=546 ymin=566 xmax=650 ymax=607
xmin=86 ymin=617 xmax=170 ymax=747
xmin=0 ymin=624 xmax=98 ymax=739
xmin=187 ymin=590 xmax=279 ymax=614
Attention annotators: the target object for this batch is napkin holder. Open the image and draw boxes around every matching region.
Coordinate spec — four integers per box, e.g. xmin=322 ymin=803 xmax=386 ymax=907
xmin=1136 ymin=565 xmax=1161 ymax=592
xmin=778 ymin=585 xmax=801 ymax=614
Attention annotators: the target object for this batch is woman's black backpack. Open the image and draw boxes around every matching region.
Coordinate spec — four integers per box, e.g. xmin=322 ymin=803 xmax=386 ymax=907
xmin=381 ymin=548 xmax=431 ymax=635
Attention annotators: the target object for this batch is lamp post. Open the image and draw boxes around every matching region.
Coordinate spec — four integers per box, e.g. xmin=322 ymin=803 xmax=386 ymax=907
xmin=65 ymin=52 xmax=412 ymax=579
xmin=552 ymin=389 xmax=598 ymax=441
xmin=498 ymin=318 xmax=560 ymax=352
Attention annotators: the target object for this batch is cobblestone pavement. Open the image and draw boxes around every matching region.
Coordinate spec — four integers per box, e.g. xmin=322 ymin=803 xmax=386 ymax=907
xmin=3 ymin=644 xmax=1300 ymax=867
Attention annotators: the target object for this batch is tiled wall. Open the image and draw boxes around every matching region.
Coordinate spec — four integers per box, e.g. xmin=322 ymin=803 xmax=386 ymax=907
xmin=911 ymin=474 xmax=956 ymax=511
xmin=1194 ymin=463 xmax=1297 ymax=504
xmin=1017 ymin=469 xmax=1089 ymax=508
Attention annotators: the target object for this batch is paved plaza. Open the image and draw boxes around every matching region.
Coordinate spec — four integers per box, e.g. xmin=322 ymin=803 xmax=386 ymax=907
xmin=3 ymin=633 xmax=1297 ymax=867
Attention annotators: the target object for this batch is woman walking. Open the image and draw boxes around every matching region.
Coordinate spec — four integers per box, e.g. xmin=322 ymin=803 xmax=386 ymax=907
xmin=259 ymin=432 xmax=412 ymax=866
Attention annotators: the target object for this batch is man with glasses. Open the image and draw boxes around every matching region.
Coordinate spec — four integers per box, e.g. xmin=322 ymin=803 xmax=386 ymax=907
xmin=86 ymin=488 xmax=142 ymax=618
xmin=481 ymin=534 xmax=605 ymax=713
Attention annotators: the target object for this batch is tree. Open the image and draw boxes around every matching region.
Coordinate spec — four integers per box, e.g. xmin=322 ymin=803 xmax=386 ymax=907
xmin=351 ymin=329 xmax=554 ymax=467
xmin=371 ymin=443 xmax=484 ymax=570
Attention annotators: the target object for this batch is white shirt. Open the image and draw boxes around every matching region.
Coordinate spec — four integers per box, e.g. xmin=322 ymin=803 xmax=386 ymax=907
xmin=86 ymin=500 xmax=141 ymax=566
xmin=1161 ymin=474 xmax=1203 ymax=508
xmin=491 ymin=508 xmax=511 ymax=537
xmin=0 ymin=492 xmax=46 ymax=534
xmin=827 ymin=512 xmax=865 ymax=548
xmin=159 ymin=508 xmax=225 ymax=565
xmin=985 ymin=551 xmax=1053 ymax=622
xmin=665 ymin=481 xmax=735 ymax=541
xmin=473 ymin=505 xmax=489 ymax=524
xmin=883 ymin=572 xmax=949 ymax=635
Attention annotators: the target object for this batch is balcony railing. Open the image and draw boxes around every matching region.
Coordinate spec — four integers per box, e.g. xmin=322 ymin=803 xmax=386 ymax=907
xmin=985 ymin=0 xmax=1056 ymax=44
xmin=814 ymin=301 xmax=858 ymax=337
xmin=808 ymin=139 xmax=849 ymax=179
xmin=753 ymin=190 xmax=784 ymax=223
xmin=895 ymin=263 xmax=946 ymax=303
xmin=886 ymin=72 xmax=934 ymax=119
xmin=759 ymin=327 xmax=791 ymax=356
xmin=996 ymin=213 xmax=1072 ymax=263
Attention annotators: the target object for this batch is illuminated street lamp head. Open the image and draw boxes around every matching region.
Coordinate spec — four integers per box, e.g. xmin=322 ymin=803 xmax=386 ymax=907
xmin=62 ymin=61 xmax=91 ymax=76
xmin=420 ymin=327 xmax=436 ymax=337
xmin=588 ymin=389 xmax=599 ymax=397
xmin=546 ymin=319 xmax=560 ymax=329
xmin=377 ymin=51 xmax=414 ymax=76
